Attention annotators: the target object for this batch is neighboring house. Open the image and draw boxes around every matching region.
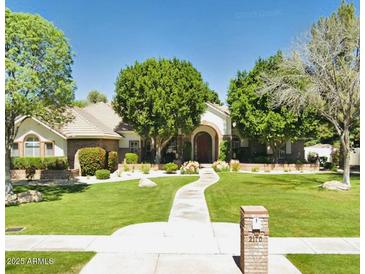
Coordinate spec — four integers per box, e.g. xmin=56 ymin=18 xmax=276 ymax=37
xmin=305 ymin=143 xmax=360 ymax=166
xmin=12 ymin=102 xmax=305 ymax=168
xmin=305 ymin=144 xmax=333 ymax=162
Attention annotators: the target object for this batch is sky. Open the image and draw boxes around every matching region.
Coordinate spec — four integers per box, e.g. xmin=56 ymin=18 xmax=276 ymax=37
xmin=6 ymin=0 xmax=360 ymax=103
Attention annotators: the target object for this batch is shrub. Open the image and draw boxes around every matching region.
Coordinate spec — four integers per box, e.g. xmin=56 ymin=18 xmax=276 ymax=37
xmin=141 ymin=163 xmax=151 ymax=174
xmin=95 ymin=169 xmax=110 ymax=179
xmin=319 ymin=156 xmax=328 ymax=167
xmin=11 ymin=157 xmax=68 ymax=170
xmin=25 ymin=166 xmax=37 ymax=180
xmin=183 ymin=142 xmax=192 ymax=161
xmin=43 ymin=157 xmax=68 ymax=170
xmin=323 ymin=162 xmax=335 ymax=170
xmin=218 ymin=140 xmax=230 ymax=161
xmin=180 ymin=161 xmax=199 ymax=174
xmin=123 ymin=163 xmax=130 ymax=172
xmin=125 ymin=153 xmax=138 ymax=164
xmin=78 ymin=147 xmax=106 ymax=176
xmin=164 ymin=162 xmax=178 ymax=174
xmin=107 ymin=151 xmax=118 ymax=172
xmin=307 ymin=152 xmax=319 ymax=163
xmin=251 ymin=167 xmax=259 ymax=172
xmin=230 ymin=159 xmax=240 ymax=171
xmin=212 ymin=160 xmax=230 ymax=172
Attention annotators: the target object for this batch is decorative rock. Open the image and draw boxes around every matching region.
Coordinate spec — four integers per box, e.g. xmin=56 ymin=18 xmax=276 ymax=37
xmin=5 ymin=194 xmax=18 ymax=206
xmin=138 ymin=178 xmax=157 ymax=188
xmin=5 ymin=190 xmax=43 ymax=206
xmin=322 ymin=181 xmax=351 ymax=191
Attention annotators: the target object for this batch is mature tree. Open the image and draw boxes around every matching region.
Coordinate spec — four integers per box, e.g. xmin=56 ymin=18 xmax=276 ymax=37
xmin=72 ymin=100 xmax=89 ymax=108
xmin=113 ymin=58 xmax=218 ymax=163
xmin=87 ymin=90 xmax=108 ymax=103
xmin=260 ymin=2 xmax=359 ymax=186
xmin=5 ymin=9 xmax=75 ymax=194
xmin=227 ymin=53 xmax=318 ymax=162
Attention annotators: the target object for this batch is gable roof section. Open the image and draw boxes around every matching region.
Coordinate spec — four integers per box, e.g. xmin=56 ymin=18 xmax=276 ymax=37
xmin=59 ymin=104 xmax=122 ymax=139
xmin=15 ymin=116 xmax=67 ymax=139
xmin=206 ymin=102 xmax=230 ymax=116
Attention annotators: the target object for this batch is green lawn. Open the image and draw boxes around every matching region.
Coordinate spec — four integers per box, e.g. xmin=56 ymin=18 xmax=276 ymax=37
xmin=205 ymin=172 xmax=359 ymax=236
xmin=287 ymin=254 xmax=360 ymax=274
xmin=6 ymin=176 xmax=198 ymax=235
xmin=5 ymin=251 xmax=95 ymax=274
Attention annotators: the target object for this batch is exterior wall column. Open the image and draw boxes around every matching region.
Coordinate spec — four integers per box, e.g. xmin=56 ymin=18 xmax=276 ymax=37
xmin=18 ymin=141 xmax=24 ymax=157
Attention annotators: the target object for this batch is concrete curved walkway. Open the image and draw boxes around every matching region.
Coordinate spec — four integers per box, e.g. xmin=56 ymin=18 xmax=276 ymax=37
xmin=5 ymin=168 xmax=360 ymax=274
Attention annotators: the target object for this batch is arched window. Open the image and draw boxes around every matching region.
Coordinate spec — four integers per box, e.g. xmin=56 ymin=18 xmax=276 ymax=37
xmin=24 ymin=135 xmax=40 ymax=157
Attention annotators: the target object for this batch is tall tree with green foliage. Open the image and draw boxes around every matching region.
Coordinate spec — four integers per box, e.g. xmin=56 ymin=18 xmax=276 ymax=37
xmin=227 ymin=52 xmax=318 ymax=162
xmin=113 ymin=58 xmax=219 ymax=163
xmin=5 ymin=9 xmax=75 ymax=194
xmin=260 ymin=2 xmax=359 ymax=186
xmin=87 ymin=90 xmax=108 ymax=103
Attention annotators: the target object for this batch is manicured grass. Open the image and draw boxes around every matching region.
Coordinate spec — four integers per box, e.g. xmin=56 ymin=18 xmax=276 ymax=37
xmin=6 ymin=176 xmax=198 ymax=235
xmin=5 ymin=251 xmax=95 ymax=274
xmin=287 ymin=254 xmax=360 ymax=274
xmin=205 ymin=172 xmax=359 ymax=236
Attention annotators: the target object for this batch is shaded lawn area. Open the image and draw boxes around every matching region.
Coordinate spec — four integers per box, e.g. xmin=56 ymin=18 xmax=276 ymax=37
xmin=287 ymin=254 xmax=360 ymax=274
xmin=6 ymin=176 xmax=198 ymax=235
xmin=5 ymin=251 xmax=95 ymax=274
xmin=205 ymin=172 xmax=359 ymax=236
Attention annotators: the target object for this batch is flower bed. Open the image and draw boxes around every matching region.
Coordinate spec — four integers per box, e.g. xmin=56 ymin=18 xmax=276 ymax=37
xmin=212 ymin=160 xmax=229 ymax=172
xmin=180 ymin=161 xmax=199 ymax=174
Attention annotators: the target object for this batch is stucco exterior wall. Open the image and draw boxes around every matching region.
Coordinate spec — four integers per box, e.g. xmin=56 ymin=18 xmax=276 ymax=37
xmin=200 ymin=105 xmax=231 ymax=136
xmin=14 ymin=118 xmax=67 ymax=157
xmin=118 ymin=132 xmax=141 ymax=148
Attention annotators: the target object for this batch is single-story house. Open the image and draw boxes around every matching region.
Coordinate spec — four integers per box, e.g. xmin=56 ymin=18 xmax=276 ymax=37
xmin=305 ymin=143 xmax=360 ymax=166
xmin=12 ymin=102 xmax=305 ymax=168
xmin=305 ymin=144 xmax=333 ymax=162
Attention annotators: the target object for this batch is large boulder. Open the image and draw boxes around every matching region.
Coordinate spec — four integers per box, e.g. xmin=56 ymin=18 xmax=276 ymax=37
xmin=138 ymin=178 xmax=157 ymax=188
xmin=322 ymin=181 xmax=351 ymax=191
xmin=5 ymin=194 xmax=18 ymax=206
xmin=6 ymin=190 xmax=43 ymax=206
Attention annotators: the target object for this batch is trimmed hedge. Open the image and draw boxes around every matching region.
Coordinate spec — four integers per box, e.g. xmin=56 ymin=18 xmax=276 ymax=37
xmin=164 ymin=162 xmax=178 ymax=174
xmin=11 ymin=157 xmax=68 ymax=170
xmin=79 ymin=147 xmax=106 ymax=176
xmin=95 ymin=169 xmax=110 ymax=179
xmin=125 ymin=153 xmax=138 ymax=164
xmin=108 ymin=151 xmax=118 ymax=172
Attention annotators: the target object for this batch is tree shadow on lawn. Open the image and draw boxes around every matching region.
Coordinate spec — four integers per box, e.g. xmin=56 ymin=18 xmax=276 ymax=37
xmin=12 ymin=184 xmax=90 ymax=202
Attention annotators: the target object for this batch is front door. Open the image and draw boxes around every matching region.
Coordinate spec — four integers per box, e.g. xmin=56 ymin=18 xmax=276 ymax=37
xmin=195 ymin=132 xmax=212 ymax=163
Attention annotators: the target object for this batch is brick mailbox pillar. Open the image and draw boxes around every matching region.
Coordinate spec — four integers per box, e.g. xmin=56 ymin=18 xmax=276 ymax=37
xmin=240 ymin=206 xmax=269 ymax=274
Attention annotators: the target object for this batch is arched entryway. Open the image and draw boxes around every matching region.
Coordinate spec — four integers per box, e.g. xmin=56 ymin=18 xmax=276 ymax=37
xmin=194 ymin=132 xmax=212 ymax=163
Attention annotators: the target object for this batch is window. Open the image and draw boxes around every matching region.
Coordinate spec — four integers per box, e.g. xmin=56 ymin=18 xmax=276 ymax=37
xmin=24 ymin=135 xmax=40 ymax=157
xmin=11 ymin=143 xmax=19 ymax=157
xmin=129 ymin=140 xmax=139 ymax=153
xmin=45 ymin=142 xmax=54 ymax=156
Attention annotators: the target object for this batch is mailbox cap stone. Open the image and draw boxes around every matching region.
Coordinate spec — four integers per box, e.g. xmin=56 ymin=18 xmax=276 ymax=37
xmin=240 ymin=206 xmax=269 ymax=217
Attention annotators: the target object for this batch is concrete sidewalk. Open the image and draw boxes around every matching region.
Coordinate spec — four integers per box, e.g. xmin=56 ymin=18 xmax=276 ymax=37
xmin=5 ymin=225 xmax=360 ymax=255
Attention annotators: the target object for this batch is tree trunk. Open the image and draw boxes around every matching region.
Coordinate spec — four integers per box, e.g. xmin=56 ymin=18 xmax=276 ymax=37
xmin=5 ymin=147 xmax=13 ymax=195
xmin=155 ymin=145 xmax=162 ymax=164
xmin=341 ymin=128 xmax=351 ymax=187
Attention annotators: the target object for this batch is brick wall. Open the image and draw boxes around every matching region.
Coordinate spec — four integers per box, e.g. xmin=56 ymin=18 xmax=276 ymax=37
xmin=67 ymin=139 xmax=119 ymax=169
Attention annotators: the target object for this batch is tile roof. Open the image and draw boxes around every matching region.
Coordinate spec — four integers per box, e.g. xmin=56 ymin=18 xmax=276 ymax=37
xmin=58 ymin=103 xmax=131 ymax=139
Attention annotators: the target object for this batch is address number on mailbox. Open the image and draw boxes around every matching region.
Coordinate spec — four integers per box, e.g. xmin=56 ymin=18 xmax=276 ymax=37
xmin=252 ymin=217 xmax=262 ymax=231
